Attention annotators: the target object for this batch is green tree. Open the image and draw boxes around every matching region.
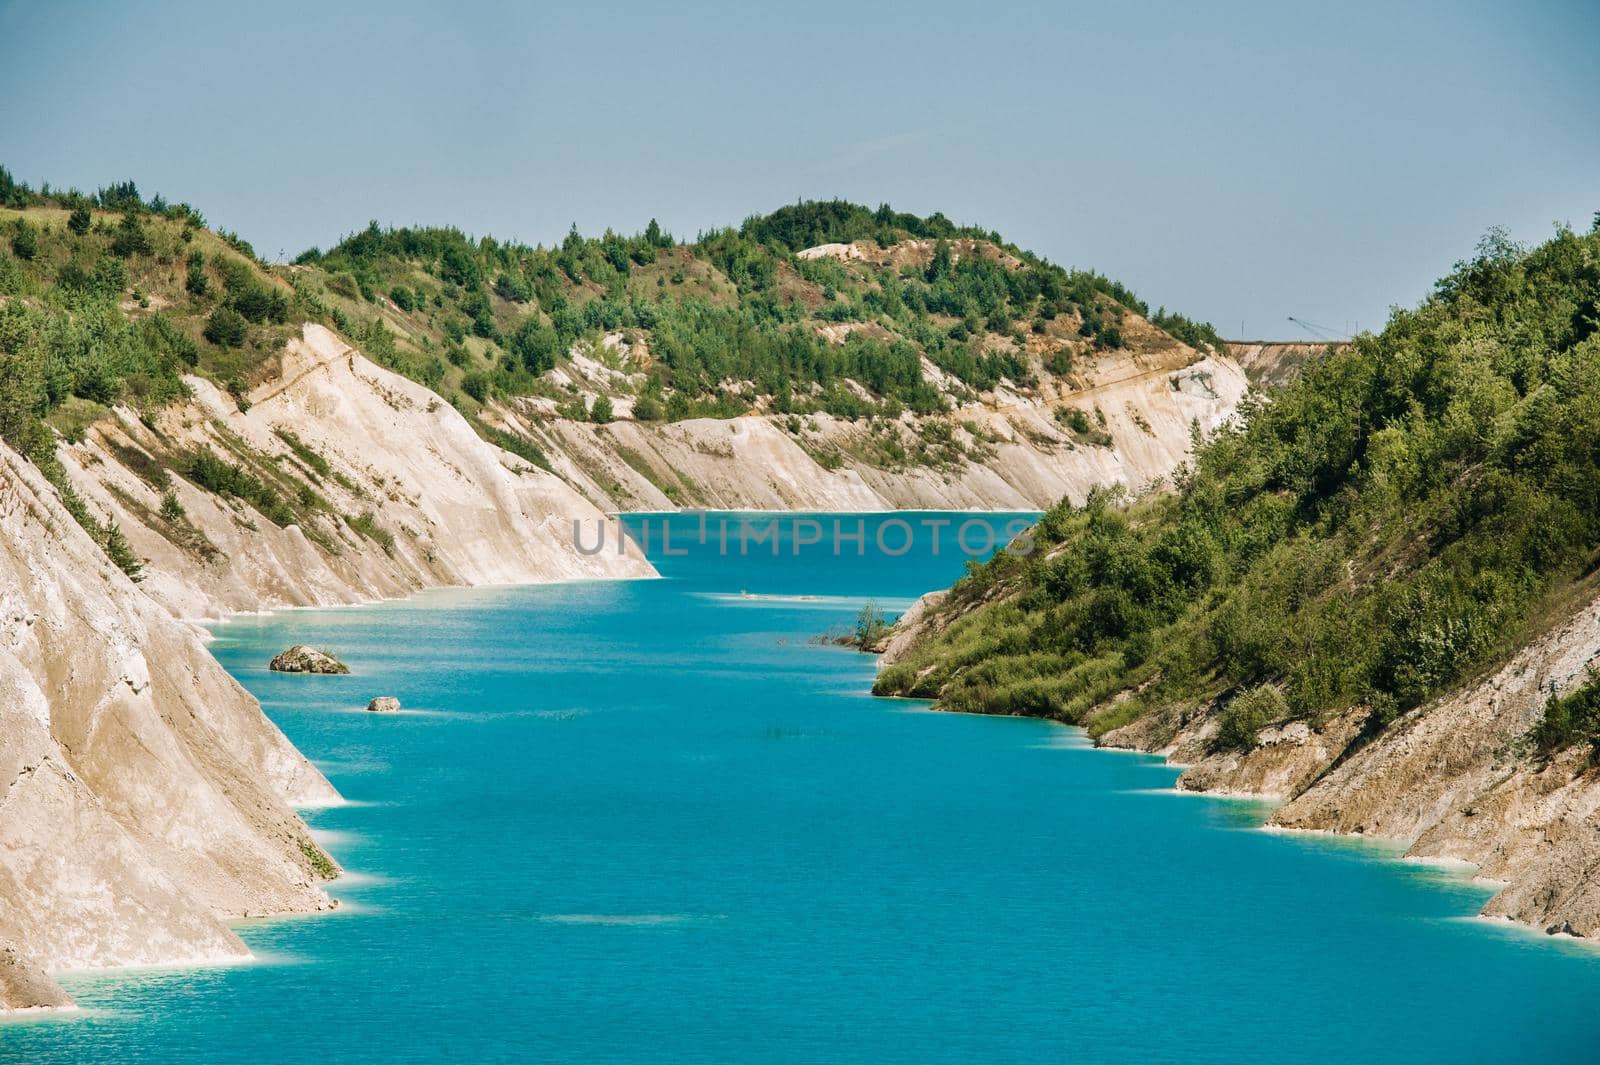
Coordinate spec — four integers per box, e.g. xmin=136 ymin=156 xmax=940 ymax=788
xmin=103 ymin=521 xmax=143 ymax=580
xmin=509 ymin=318 xmax=561 ymax=374
xmin=110 ymin=210 xmax=152 ymax=258
xmin=494 ymin=272 xmax=531 ymax=302
xmin=854 ymin=601 xmax=891 ymax=646
xmin=204 ymin=306 xmax=249 ymax=347
xmin=461 ymin=371 xmax=491 ymax=403
xmin=590 ymin=394 xmax=614 ymax=424
xmin=632 ymin=393 xmax=663 ymax=421
xmin=67 ymin=206 xmax=92 ymax=235
xmin=185 ymin=250 xmax=207 ymax=296
xmin=11 ymin=218 xmax=37 ymax=261
xmin=1215 ymin=685 xmax=1287 ymax=750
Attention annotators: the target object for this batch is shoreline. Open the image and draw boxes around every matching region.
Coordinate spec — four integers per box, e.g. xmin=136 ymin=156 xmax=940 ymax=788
xmin=188 ymin=567 xmax=664 ymax=630
xmin=9 ymin=562 xmax=661 ymax=1018
xmin=901 ymin=699 xmax=1589 ymax=947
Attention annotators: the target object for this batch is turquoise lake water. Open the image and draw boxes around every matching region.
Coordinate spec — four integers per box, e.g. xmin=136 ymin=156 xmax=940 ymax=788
xmin=8 ymin=511 xmax=1600 ymax=1063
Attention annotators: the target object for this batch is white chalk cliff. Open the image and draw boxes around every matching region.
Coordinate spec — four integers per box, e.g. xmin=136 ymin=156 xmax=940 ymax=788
xmin=3 ymin=320 xmax=1254 ymax=1009
xmin=1 ymin=325 xmax=653 ymax=1009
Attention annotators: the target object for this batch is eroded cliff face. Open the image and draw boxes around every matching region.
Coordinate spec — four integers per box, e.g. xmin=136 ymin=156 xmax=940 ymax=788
xmin=1224 ymin=341 xmax=1347 ymax=390
xmin=62 ymin=324 xmax=653 ymax=622
xmin=507 ymin=342 xmax=1248 ymax=513
xmin=1096 ymin=586 xmax=1600 ymax=937
xmin=0 ymin=445 xmax=338 ymax=1010
xmin=6 ymin=319 xmax=1254 ymax=1010
xmin=3 ymin=324 xmax=656 ymax=1011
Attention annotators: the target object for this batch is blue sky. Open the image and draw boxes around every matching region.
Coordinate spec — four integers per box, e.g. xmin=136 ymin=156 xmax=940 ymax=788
xmin=1 ymin=0 xmax=1595 ymax=338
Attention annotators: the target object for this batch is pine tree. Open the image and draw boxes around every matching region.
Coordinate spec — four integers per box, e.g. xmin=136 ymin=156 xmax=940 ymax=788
xmin=103 ymin=521 xmax=144 ymax=580
xmin=11 ymin=218 xmax=37 ymax=260
xmin=185 ymin=250 xmax=207 ymax=295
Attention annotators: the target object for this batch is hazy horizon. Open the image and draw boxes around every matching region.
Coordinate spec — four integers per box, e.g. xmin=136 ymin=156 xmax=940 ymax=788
xmin=2 ymin=0 xmax=1595 ymax=339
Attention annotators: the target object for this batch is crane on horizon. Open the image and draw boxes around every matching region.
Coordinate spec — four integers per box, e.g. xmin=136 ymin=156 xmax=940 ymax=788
xmin=1286 ymin=316 xmax=1351 ymax=342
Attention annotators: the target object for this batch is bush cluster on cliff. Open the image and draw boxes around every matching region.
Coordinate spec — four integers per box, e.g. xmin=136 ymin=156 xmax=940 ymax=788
xmin=878 ymin=222 xmax=1600 ymax=752
xmin=0 ymin=172 xmax=320 ymax=575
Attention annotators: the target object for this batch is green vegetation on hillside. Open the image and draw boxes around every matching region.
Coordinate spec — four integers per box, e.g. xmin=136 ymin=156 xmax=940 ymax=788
xmin=877 ymin=223 xmax=1600 ymax=753
xmin=291 ymin=197 xmax=1222 ymax=418
xmin=1533 ymin=668 xmax=1600 ymax=754
xmin=0 ymin=166 xmax=1223 ymax=580
xmin=0 ymin=171 xmax=327 ymax=575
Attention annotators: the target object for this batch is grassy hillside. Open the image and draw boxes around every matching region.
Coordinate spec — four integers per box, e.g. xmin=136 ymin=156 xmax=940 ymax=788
xmin=877 ymin=222 xmax=1600 ymax=751
xmin=0 ymin=165 xmax=1225 ymax=576
xmin=0 ymin=174 xmax=1225 ymax=437
xmin=0 ymin=177 xmax=320 ymax=576
xmin=294 ymin=198 xmax=1223 ymax=421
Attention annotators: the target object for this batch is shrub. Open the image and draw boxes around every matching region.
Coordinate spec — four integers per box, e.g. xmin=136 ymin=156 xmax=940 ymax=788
xmin=67 ymin=206 xmax=91 ymax=235
xmin=298 ymin=838 xmax=338 ymax=880
xmin=185 ymin=250 xmax=207 ymax=296
xmin=590 ymin=394 xmax=614 ymax=424
xmin=1531 ymin=668 xmax=1600 ymax=754
xmin=230 ymin=283 xmax=287 ymax=324
xmin=345 ymin=511 xmax=395 ymax=555
xmin=183 ymin=450 xmax=295 ymax=525
xmin=204 ymin=306 xmax=249 ymax=347
xmin=1215 ymin=685 xmax=1287 ymax=751
xmin=89 ymin=256 xmax=127 ymax=298
xmin=632 ymin=393 xmax=663 ymax=421
xmin=494 ymin=273 xmax=531 ymax=302
xmin=110 ymin=210 xmax=152 ymax=258
xmin=509 ymin=318 xmax=560 ymax=374
xmin=1057 ymin=407 xmax=1092 ymax=434
xmin=147 ymin=313 xmax=199 ymax=367
xmin=159 ymin=489 xmax=185 ymax=522
xmin=472 ymin=418 xmax=551 ymax=471
xmin=273 ymin=428 xmax=331 ymax=476
xmin=10 ymin=218 xmax=37 ymax=260
xmin=461 ymin=371 xmax=491 ymax=403
xmin=327 ymin=272 xmax=360 ymax=300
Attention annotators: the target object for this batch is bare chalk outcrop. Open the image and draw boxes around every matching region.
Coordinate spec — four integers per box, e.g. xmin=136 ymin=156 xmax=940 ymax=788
xmin=0 ymin=445 xmax=341 ymax=1010
xmin=515 ymin=336 xmax=1252 ymax=513
xmin=60 ymin=324 xmax=654 ymax=622
xmin=2 ymin=324 xmax=657 ymax=1012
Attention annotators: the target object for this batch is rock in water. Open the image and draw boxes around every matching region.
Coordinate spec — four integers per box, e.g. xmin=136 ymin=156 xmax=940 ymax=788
xmin=268 ymin=645 xmax=349 ymax=674
xmin=366 ymin=696 xmax=401 ymax=713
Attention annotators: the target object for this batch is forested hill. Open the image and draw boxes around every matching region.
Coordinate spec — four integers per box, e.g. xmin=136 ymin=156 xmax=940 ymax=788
xmin=877 ymin=220 xmax=1600 ymax=749
xmin=292 ymin=199 xmax=1226 ymax=419
xmin=0 ymin=166 xmax=1223 ymax=429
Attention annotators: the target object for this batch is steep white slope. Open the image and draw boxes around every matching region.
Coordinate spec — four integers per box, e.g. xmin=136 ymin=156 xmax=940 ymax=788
xmin=517 ymin=349 xmax=1248 ymax=512
xmin=62 ymin=324 xmax=654 ymax=621
xmin=0 ymin=446 xmax=339 ymax=1010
